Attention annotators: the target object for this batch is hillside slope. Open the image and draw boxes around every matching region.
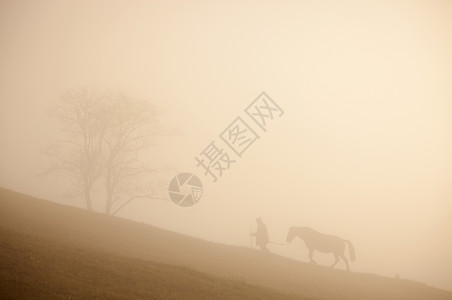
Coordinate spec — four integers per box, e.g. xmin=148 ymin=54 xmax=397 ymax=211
xmin=0 ymin=227 xmax=307 ymax=300
xmin=1 ymin=188 xmax=451 ymax=300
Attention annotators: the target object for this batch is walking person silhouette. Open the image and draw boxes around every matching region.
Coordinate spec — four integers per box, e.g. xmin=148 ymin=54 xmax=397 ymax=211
xmin=251 ymin=217 xmax=269 ymax=252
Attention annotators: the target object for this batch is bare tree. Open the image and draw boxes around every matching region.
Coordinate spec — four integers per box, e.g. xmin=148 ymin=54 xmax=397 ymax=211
xmin=45 ymin=88 xmax=164 ymax=214
xmin=101 ymin=92 xmax=161 ymax=215
xmin=44 ymin=88 xmax=107 ymax=210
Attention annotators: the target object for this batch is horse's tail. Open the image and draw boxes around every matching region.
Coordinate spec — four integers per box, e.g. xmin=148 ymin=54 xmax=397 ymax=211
xmin=344 ymin=240 xmax=355 ymax=261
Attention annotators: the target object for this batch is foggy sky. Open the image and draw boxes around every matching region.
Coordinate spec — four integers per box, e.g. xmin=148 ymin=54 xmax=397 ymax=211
xmin=1 ymin=0 xmax=451 ymax=291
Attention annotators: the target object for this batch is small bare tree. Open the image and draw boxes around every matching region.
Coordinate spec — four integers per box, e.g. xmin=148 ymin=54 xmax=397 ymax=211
xmin=45 ymin=88 xmax=164 ymax=214
xmin=44 ymin=88 xmax=107 ymax=210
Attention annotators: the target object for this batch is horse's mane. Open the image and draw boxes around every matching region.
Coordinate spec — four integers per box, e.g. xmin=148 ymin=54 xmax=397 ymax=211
xmin=291 ymin=226 xmax=318 ymax=233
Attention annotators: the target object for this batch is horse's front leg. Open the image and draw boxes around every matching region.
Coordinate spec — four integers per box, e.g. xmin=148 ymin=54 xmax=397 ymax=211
xmin=339 ymin=253 xmax=350 ymax=271
xmin=308 ymin=248 xmax=317 ymax=265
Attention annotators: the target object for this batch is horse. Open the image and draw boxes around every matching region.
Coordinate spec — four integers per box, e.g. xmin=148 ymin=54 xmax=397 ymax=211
xmin=286 ymin=226 xmax=355 ymax=271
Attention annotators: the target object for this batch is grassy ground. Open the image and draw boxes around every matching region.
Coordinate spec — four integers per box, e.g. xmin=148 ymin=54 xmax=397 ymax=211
xmin=0 ymin=228 xmax=307 ymax=300
xmin=1 ymin=188 xmax=451 ymax=300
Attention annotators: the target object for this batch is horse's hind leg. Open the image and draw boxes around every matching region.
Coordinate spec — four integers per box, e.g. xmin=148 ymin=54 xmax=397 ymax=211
xmin=330 ymin=254 xmax=339 ymax=268
xmin=339 ymin=253 xmax=350 ymax=271
xmin=308 ymin=248 xmax=317 ymax=265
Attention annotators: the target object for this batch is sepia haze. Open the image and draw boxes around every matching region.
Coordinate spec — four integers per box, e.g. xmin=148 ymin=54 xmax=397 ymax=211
xmin=1 ymin=0 xmax=451 ymax=293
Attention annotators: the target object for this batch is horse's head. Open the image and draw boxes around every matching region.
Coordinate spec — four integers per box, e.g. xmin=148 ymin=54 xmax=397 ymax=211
xmin=286 ymin=227 xmax=296 ymax=243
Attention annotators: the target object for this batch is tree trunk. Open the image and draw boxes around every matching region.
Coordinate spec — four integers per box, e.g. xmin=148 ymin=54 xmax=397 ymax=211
xmin=84 ymin=186 xmax=92 ymax=211
xmin=105 ymin=184 xmax=113 ymax=215
xmin=105 ymin=196 xmax=112 ymax=215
